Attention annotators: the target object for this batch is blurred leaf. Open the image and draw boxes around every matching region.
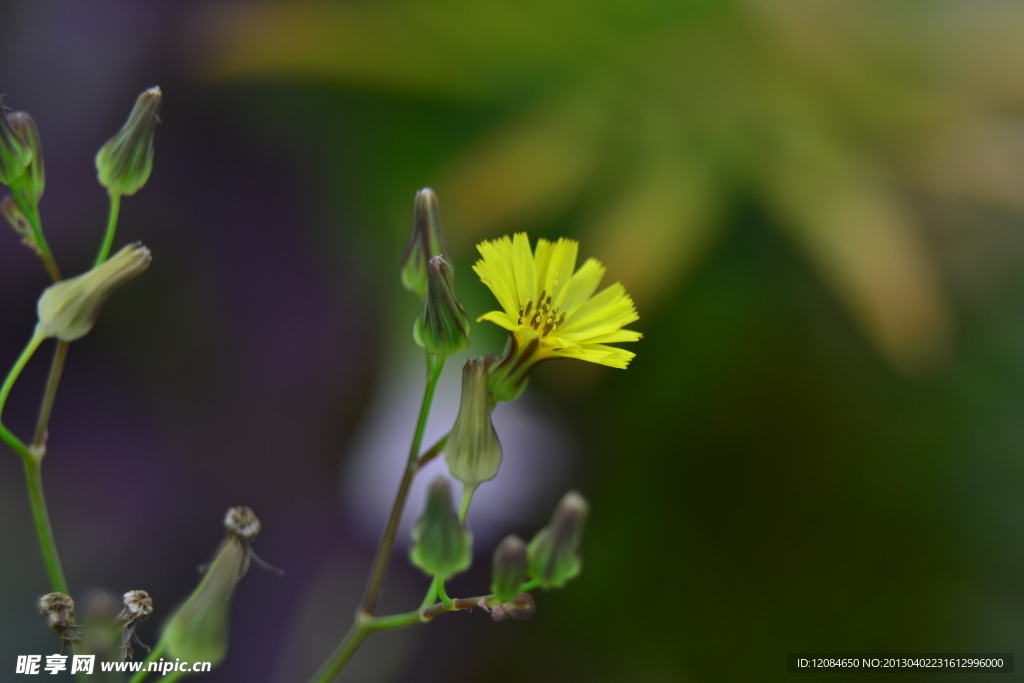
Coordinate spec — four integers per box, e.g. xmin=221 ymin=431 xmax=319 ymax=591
xmin=193 ymin=0 xmax=1024 ymax=372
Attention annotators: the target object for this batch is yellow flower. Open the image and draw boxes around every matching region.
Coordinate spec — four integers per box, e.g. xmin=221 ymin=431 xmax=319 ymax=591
xmin=474 ymin=233 xmax=640 ymax=401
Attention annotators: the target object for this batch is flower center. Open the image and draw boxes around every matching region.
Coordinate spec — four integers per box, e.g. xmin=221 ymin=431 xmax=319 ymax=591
xmin=517 ymin=290 xmax=566 ymax=337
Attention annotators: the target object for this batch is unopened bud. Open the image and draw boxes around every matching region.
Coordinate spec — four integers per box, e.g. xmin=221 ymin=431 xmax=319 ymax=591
xmin=413 ymin=256 xmax=470 ymax=357
xmin=2 ymin=195 xmax=31 ymax=238
xmin=7 ymin=112 xmax=44 ymax=200
xmin=491 ymin=534 xmax=527 ymax=603
xmin=491 ymin=592 xmax=535 ymax=622
xmin=39 ymin=592 xmax=81 ymax=653
xmin=527 ymin=491 xmax=589 ymax=588
xmin=401 ymin=188 xmax=451 ymax=296
xmin=0 ymin=97 xmax=31 ymax=185
xmin=409 ymin=478 xmax=472 ymax=579
xmin=445 ymin=358 xmax=502 ymax=487
xmin=163 ymin=507 xmax=266 ymax=667
xmin=36 ymin=242 xmax=151 ymax=341
xmin=95 ymin=86 xmax=161 ymax=196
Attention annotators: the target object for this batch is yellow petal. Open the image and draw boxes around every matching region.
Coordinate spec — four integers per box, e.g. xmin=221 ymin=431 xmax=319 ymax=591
xmin=554 ymin=257 xmax=605 ymax=316
xmin=512 ymin=232 xmax=536 ymax=306
xmin=473 ymin=236 xmax=519 ymax=319
xmin=477 ymin=310 xmax=517 ymax=331
xmin=543 ymin=238 xmax=578 ymax=300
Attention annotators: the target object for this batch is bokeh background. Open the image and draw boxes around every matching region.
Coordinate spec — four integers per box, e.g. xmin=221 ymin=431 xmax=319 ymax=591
xmin=2 ymin=1 xmax=1024 ymax=680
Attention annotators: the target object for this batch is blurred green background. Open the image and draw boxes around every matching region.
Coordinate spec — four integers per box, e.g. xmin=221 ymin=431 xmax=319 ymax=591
xmin=2 ymin=0 xmax=1024 ymax=680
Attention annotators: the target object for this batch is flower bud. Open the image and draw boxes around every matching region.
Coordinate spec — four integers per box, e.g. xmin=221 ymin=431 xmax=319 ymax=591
xmin=413 ymin=256 xmax=470 ymax=357
xmin=163 ymin=508 xmax=264 ymax=667
xmin=0 ymin=97 xmax=32 ymax=185
xmin=39 ymin=592 xmax=81 ymax=653
xmin=401 ymin=188 xmax=451 ymax=296
xmin=162 ymin=538 xmax=244 ymax=666
xmin=527 ymin=491 xmax=590 ymax=588
xmin=491 ymin=534 xmax=527 ymax=603
xmin=2 ymin=195 xmax=31 ymax=238
xmin=409 ymin=478 xmax=472 ymax=579
xmin=7 ymin=112 xmax=44 ymax=200
xmin=95 ymin=87 xmax=161 ymax=196
xmin=445 ymin=358 xmax=502 ymax=487
xmin=37 ymin=242 xmax=151 ymax=341
xmin=490 ymin=592 xmax=535 ymax=622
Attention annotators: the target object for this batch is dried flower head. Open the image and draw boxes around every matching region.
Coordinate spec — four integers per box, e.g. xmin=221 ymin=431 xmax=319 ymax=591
xmin=115 ymin=590 xmax=153 ymax=660
xmin=39 ymin=592 xmax=81 ymax=653
xmin=224 ymin=506 xmax=261 ymax=542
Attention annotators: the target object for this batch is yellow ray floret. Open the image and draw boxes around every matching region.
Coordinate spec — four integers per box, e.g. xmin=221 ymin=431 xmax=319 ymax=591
xmin=473 ymin=233 xmax=641 ymax=372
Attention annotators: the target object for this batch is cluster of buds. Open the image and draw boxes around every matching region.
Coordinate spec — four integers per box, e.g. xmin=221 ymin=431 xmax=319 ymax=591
xmin=399 ymin=189 xmax=593 ymax=622
xmin=404 ymin=189 xmax=470 ymax=358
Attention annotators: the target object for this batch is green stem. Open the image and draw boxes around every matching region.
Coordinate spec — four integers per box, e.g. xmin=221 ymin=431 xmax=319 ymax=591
xmin=24 ymin=456 xmax=68 ymax=593
xmin=32 ymin=341 xmax=68 ymax=450
xmin=0 ymin=327 xmax=45 ymax=426
xmin=95 ymin=191 xmax=121 ymax=266
xmin=306 ymin=621 xmax=372 ymax=683
xmin=358 ymin=352 xmax=445 ymax=616
xmin=307 ymin=578 xmax=543 ymax=683
xmin=127 ymin=640 xmax=166 ymax=683
xmin=10 ymin=188 xmax=60 ymax=282
xmin=458 ymin=484 xmax=475 ymax=522
xmin=415 ymin=433 xmax=448 ymax=470
xmin=436 ymin=579 xmax=453 ymax=609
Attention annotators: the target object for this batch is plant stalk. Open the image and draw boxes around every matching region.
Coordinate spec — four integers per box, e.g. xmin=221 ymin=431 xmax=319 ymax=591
xmin=95 ymin=191 xmax=121 ymax=266
xmin=358 ymin=352 xmax=445 ymax=617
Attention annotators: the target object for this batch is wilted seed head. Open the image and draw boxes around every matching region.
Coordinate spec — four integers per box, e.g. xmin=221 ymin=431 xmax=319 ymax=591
xmin=36 ymin=242 xmax=151 ymax=341
xmin=95 ymin=86 xmax=161 ymax=196
xmin=116 ymin=590 xmax=153 ymax=661
xmin=409 ymin=478 xmax=473 ymax=579
xmin=118 ymin=590 xmax=153 ymax=623
xmin=39 ymin=592 xmax=81 ymax=653
xmin=445 ymin=358 xmax=502 ymax=487
xmin=491 ymin=534 xmax=527 ymax=603
xmin=0 ymin=97 xmax=32 ymax=185
xmin=413 ymin=256 xmax=470 ymax=357
xmin=224 ymin=506 xmax=261 ymax=543
xmin=39 ymin=592 xmax=75 ymax=629
xmin=527 ymin=491 xmax=590 ymax=589
xmin=401 ymin=188 xmax=451 ymax=296
xmin=7 ymin=112 xmax=44 ymax=200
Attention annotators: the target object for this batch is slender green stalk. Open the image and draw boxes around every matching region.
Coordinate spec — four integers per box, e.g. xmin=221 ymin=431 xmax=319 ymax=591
xmin=32 ymin=341 xmax=68 ymax=449
xmin=95 ymin=191 xmax=121 ymax=266
xmin=308 ymin=577 xmax=540 ymax=683
xmin=0 ymin=327 xmax=45 ymax=425
xmin=358 ymin=353 xmax=445 ymax=616
xmin=23 ymin=456 xmax=68 ymax=593
xmin=458 ymin=485 xmax=475 ymax=522
xmin=10 ymin=189 xmax=60 ymax=282
xmin=0 ymin=330 xmax=69 ymax=593
xmin=415 ymin=433 xmax=448 ymax=470
xmin=308 ymin=621 xmax=372 ymax=683
xmin=127 ymin=640 xmax=166 ymax=683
